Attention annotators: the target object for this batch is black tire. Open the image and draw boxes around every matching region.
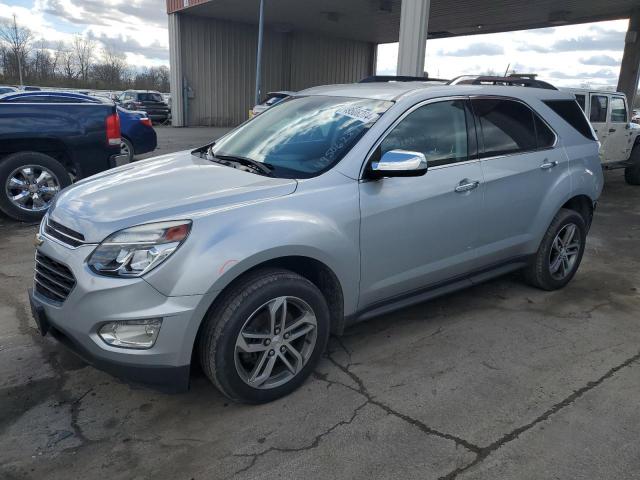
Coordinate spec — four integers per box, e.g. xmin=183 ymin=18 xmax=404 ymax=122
xmin=121 ymin=137 xmax=135 ymax=162
xmin=624 ymin=145 xmax=640 ymax=185
xmin=0 ymin=151 xmax=71 ymax=223
xmin=523 ymin=208 xmax=587 ymax=291
xmin=198 ymin=268 xmax=330 ymax=404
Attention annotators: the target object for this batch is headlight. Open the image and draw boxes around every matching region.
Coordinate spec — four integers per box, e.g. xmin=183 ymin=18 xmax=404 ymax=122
xmin=88 ymin=220 xmax=191 ymax=277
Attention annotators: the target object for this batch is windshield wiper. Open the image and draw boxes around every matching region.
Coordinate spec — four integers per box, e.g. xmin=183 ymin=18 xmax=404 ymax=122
xmin=212 ymin=154 xmax=274 ymax=176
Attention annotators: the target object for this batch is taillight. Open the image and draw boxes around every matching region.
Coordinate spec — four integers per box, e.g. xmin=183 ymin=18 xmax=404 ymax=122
xmin=140 ymin=117 xmax=153 ymax=127
xmin=106 ymin=112 xmax=121 ymax=146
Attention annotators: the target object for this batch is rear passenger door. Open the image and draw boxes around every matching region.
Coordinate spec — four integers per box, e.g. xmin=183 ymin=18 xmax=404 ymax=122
xmin=472 ymin=97 xmax=563 ymax=265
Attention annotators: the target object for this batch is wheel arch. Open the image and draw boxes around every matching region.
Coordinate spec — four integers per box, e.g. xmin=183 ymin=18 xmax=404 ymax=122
xmin=189 ymin=254 xmax=346 ymax=369
xmin=561 ymin=194 xmax=594 ymax=230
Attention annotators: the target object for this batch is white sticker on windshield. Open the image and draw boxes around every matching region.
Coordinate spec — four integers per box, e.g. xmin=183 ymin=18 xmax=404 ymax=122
xmin=336 ymin=106 xmax=380 ymax=123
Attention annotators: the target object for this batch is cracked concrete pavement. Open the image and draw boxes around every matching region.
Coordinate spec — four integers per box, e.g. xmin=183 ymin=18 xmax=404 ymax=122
xmin=1 ymin=127 xmax=640 ymax=479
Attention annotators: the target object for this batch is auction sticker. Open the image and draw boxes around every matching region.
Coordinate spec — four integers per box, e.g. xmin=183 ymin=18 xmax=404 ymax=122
xmin=336 ymin=106 xmax=380 ymax=123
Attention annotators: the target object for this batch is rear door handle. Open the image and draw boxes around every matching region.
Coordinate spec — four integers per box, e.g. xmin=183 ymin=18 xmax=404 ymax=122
xmin=609 ymin=128 xmax=617 ymax=133
xmin=455 ymin=180 xmax=480 ymax=193
xmin=540 ymin=160 xmax=559 ymax=170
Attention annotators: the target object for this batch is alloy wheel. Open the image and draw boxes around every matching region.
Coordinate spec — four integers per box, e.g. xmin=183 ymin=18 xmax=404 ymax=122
xmin=549 ymin=223 xmax=581 ymax=280
xmin=5 ymin=165 xmax=60 ymax=212
xmin=234 ymin=296 xmax=318 ymax=390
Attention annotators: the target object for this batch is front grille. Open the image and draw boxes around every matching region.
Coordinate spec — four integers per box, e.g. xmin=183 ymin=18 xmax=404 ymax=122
xmin=44 ymin=218 xmax=85 ymax=247
xmin=34 ymin=252 xmax=76 ymax=303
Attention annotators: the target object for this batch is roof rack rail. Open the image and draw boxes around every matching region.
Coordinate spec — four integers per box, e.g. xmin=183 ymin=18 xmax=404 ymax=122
xmin=447 ymin=75 xmax=557 ymax=90
xmin=359 ymin=75 xmax=449 ymax=83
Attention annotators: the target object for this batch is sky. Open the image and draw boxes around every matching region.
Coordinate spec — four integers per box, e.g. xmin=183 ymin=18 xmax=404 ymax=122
xmin=0 ymin=0 xmax=630 ymax=88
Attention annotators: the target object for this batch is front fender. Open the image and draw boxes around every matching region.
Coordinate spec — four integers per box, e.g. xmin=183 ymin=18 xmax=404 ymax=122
xmin=143 ymin=173 xmax=361 ymax=316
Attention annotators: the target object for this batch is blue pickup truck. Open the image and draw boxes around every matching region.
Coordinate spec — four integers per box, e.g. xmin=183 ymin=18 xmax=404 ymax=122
xmin=0 ymin=91 xmax=128 ymax=222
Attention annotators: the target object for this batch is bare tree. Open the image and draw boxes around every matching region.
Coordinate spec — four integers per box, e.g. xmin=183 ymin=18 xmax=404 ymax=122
xmin=91 ymin=44 xmax=128 ymax=88
xmin=72 ymin=36 xmax=95 ymax=83
xmin=0 ymin=14 xmax=33 ymax=85
xmin=61 ymin=47 xmax=76 ymax=82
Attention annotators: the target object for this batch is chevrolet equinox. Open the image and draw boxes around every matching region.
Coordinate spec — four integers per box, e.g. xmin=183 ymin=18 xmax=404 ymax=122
xmin=29 ymin=83 xmax=603 ymax=403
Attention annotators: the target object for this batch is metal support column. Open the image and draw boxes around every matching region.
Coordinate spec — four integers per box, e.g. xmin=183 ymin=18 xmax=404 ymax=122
xmin=397 ymin=0 xmax=430 ymax=77
xmin=255 ymin=0 xmax=266 ymax=105
xmin=617 ymin=10 xmax=640 ymax=109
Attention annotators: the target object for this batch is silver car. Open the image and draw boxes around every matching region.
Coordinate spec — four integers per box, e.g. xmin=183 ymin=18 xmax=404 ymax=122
xmin=29 ymin=83 xmax=603 ymax=403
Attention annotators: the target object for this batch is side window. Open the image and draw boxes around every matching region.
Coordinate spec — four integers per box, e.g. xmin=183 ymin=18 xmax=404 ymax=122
xmin=575 ymin=94 xmax=586 ymax=112
xmin=543 ymin=100 xmax=597 ymax=141
xmin=380 ymin=100 xmax=468 ymax=167
xmin=472 ymin=98 xmax=537 ymax=157
xmin=534 ymin=115 xmax=556 ymax=148
xmin=610 ymin=97 xmax=627 ymax=123
xmin=590 ymin=95 xmax=608 ymax=122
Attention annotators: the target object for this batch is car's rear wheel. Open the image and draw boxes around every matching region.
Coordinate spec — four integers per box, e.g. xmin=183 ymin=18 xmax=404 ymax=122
xmin=198 ymin=269 xmax=330 ymax=403
xmin=523 ymin=208 xmax=587 ymax=291
xmin=624 ymin=144 xmax=640 ymax=185
xmin=120 ymin=138 xmax=135 ymax=163
xmin=0 ymin=152 xmax=71 ymax=222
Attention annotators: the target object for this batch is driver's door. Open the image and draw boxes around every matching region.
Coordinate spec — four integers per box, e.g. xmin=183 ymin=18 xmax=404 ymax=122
xmin=358 ymin=99 xmax=484 ymax=308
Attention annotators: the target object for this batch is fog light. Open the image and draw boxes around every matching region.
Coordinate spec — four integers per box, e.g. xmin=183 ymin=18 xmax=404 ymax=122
xmin=98 ymin=319 xmax=162 ymax=349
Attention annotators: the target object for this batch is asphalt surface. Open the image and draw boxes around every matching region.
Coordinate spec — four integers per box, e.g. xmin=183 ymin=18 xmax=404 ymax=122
xmin=1 ymin=127 xmax=640 ymax=479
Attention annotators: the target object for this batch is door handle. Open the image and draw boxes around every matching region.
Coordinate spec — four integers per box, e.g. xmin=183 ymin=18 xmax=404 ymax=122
xmin=540 ymin=160 xmax=559 ymax=170
xmin=609 ymin=128 xmax=617 ymax=133
xmin=455 ymin=180 xmax=480 ymax=193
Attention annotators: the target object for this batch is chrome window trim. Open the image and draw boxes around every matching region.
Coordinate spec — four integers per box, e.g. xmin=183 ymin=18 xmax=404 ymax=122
xmin=360 ymin=95 xmax=472 ymax=179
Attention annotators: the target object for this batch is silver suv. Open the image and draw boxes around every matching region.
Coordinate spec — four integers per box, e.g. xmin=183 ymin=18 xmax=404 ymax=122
xmin=29 ymin=83 xmax=603 ymax=403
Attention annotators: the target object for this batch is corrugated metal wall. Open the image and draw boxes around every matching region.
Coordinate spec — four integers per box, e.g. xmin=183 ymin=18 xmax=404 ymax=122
xmin=177 ymin=14 xmax=375 ymax=126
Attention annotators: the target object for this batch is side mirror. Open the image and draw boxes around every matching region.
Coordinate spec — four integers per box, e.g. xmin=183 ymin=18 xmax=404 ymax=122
xmin=369 ymin=149 xmax=428 ymax=179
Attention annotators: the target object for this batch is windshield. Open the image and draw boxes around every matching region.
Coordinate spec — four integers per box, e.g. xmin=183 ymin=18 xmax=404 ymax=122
xmin=212 ymin=95 xmax=393 ymax=178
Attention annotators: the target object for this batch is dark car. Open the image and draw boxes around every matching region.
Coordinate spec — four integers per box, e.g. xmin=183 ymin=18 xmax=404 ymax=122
xmin=118 ymin=90 xmax=170 ymax=124
xmin=0 ymin=91 xmax=125 ymax=222
xmin=117 ymin=106 xmax=158 ymax=162
xmin=0 ymin=86 xmax=19 ymax=95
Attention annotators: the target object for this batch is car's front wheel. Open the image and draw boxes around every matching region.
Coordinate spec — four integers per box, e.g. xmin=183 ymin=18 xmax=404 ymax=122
xmin=523 ymin=208 xmax=587 ymax=291
xmin=198 ymin=269 xmax=330 ymax=403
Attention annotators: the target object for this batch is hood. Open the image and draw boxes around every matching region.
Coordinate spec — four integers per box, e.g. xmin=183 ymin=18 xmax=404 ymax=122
xmin=50 ymin=150 xmax=297 ymax=242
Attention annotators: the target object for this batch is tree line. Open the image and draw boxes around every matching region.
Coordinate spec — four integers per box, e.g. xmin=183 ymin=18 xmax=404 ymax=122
xmin=0 ymin=15 xmax=170 ymax=92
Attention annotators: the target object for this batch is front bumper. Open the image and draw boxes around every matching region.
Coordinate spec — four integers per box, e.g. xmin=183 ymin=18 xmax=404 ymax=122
xmin=29 ymin=235 xmax=206 ymax=392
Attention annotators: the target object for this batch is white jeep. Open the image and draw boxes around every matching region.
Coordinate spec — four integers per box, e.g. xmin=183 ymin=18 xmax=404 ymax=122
xmin=562 ymin=88 xmax=640 ymax=184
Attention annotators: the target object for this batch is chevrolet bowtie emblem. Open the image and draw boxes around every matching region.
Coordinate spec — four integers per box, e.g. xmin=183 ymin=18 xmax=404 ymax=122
xmin=34 ymin=233 xmax=44 ymax=247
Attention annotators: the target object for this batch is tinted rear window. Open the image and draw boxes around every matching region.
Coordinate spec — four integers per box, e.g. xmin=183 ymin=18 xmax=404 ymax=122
xmin=138 ymin=93 xmax=163 ymax=102
xmin=543 ymin=100 xmax=596 ymax=141
xmin=472 ymin=98 xmax=537 ymax=157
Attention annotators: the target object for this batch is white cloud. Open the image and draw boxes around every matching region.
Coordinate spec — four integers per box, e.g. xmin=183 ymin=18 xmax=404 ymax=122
xmin=377 ymin=19 xmax=629 ymax=89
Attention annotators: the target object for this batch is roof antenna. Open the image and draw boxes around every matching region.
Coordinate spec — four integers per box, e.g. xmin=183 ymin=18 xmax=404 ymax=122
xmin=503 ymin=63 xmax=511 ymax=77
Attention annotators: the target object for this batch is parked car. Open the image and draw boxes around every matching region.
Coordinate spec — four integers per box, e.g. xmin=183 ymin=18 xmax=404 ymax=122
xmin=250 ymin=91 xmax=295 ymax=117
xmin=562 ymin=88 xmax=640 ymax=184
xmin=29 ymin=83 xmax=602 ymax=403
xmin=0 ymin=85 xmax=19 ymax=95
xmin=117 ymin=106 xmax=158 ymax=162
xmin=0 ymin=91 xmax=125 ymax=222
xmin=118 ymin=90 xmax=170 ymax=124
